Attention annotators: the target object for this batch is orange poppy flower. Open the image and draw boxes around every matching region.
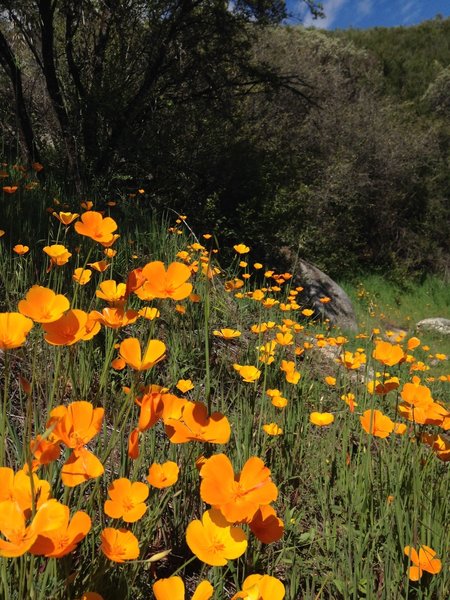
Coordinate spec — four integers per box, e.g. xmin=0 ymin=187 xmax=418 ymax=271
xmin=128 ymin=428 xmax=140 ymax=459
xmin=43 ymin=244 xmax=72 ymax=266
xmin=233 ymin=244 xmax=250 ymax=254
xmin=12 ymin=244 xmax=29 ymax=255
xmin=367 ymin=377 xmax=400 ymax=395
xmin=231 ymin=574 xmax=285 ymax=600
xmin=146 ymin=461 xmax=179 ymax=488
xmin=30 ymin=505 xmax=91 ymax=558
xmin=101 ymin=236 xmax=120 ymax=250
xmin=88 ymin=260 xmax=110 ymax=272
xmin=74 ymin=211 xmax=118 ymax=245
xmin=407 ymin=337 xmax=421 ymax=350
xmin=73 ymin=267 xmax=92 ymax=285
xmin=42 ymin=309 xmax=100 ymax=345
xmin=0 ymin=498 xmax=66 ymax=557
xmin=164 ymin=401 xmax=231 ymax=444
xmin=280 ymin=360 xmax=301 ymax=385
xmin=0 ymin=467 xmax=51 ymax=514
xmin=249 ymin=505 xmax=284 ymax=544
xmin=404 ymin=545 xmax=442 ymax=580
xmin=186 ymin=508 xmax=247 ymax=566
xmin=0 ymin=312 xmax=33 ymax=349
xmin=360 ymin=409 xmax=394 ymax=438
xmin=176 ymin=379 xmax=194 ymax=393
xmin=125 ymin=268 xmax=145 ymax=297
xmin=80 ymin=594 xmax=104 ymax=600
xmin=80 ymin=201 xmax=94 ymax=210
xmin=137 ymin=389 xmax=165 ymax=431
xmin=61 ymin=447 xmax=104 ymax=487
xmin=233 ymin=364 xmax=261 ymax=383
xmin=200 ymin=454 xmax=278 ymax=523
xmin=338 ymin=351 xmax=366 ymax=370
xmin=309 ymin=412 xmax=335 ymax=426
xmin=119 ymin=337 xmax=166 ymax=371
xmin=3 ymin=185 xmax=18 ymax=194
xmin=262 ymin=423 xmax=283 ymax=436
xmin=89 ymin=307 xmax=139 ymax=329
xmin=18 ymin=285 xmax=70 ymax=323
xmin=96 ymin=280 xmax=127 ymax=305
xmin=53 ymin=211 xmax=79 ymax=225
xmin=136 ymin=261 xmax=192 ymax=301
xmin=48 ymin=401 xmax=104 ymax=449
xmin=372 ymin=340 xmax=406 ymax=367
xmin=29 ymin=435 xmax=60 ymax=470
xmin=104 ymin=478 xmax=149 ymax=523
xmin=213 ymin=328 xmax=241 ymax=339
xmin=153 ymin=577 xmax=213 ymax=600
xmin=100 ymin=527 xmax=139 ymax=562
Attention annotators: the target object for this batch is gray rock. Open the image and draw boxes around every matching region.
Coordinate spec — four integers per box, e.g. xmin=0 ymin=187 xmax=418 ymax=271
xmin=294 ymin=258 xmax=358 ymax=332
xmin=415 ymin=318 xmax=450 ymax=335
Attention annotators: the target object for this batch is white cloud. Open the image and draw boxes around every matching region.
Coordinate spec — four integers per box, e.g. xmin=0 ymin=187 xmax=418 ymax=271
xmin=301 ymin=0 xmax=349 ymax=29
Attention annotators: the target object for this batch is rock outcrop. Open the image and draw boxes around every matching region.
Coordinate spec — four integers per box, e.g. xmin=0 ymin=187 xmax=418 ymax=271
xmin=415 ymin=318 xmax=450 ymax=335
xmin=294 ymin=258 xmax=358 ymax=332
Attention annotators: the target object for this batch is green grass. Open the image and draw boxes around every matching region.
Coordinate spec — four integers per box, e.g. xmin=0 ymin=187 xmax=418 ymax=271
xmin=0 ymin=172 xmax=448 ymax=599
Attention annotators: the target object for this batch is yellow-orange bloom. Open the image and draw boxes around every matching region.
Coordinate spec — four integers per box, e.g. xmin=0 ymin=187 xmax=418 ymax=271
xmin=100 ymin=528 xmax=139 ymax=562
xmin=18 ymin=285 xmax=70 ymax=323
xmin=3 ymin=185 xmax=18 ymax=194
xmin=90 ymin=307 xmax=139 ymax=329
xmin=200 ymin=454 xmax=278 ymax=523
xmin=104 ymin=478 xmax=149 ymax=523
xmin=13 ymin=244 xmax=29 ymax=255
xmin=176 ymin=379 xmax=194 ymax=393
xmin=0 ymin=498 xmax=66 ymax=557
xmin=231 ymin=574 xmax=285 ymax=600
xmin=119 ymin=337 xmax=166 ymax=371
xmin=0 ymin=467 xmax=51 ymax=514
xmin=74 ymin=211 xmax=118 ymax=245
xmin=153 ymin=577 xmax=213 ymax=600
xmin=165 ymin=401 xmax=231 ymax=444
xmin=186 ymin=508 xmax=247 ymax=566
xmin=262 ymin=423 xmax=283 ymax=436
xmin=233 ymin=364 xmax=261 ymax=383
xmin=0 ymin=313 xmax=33 ymax=350
xmin=249 ymin=505 xmax=284 ymax=544
xmin=233 ymin=244 xmax=250 ymax=254
xmin=53 ymin=211 xmax=79 ymax=225
xmin=43 ymin=244 xmax=72 ymax=266
xmin=73 ymin=267 xmax=92 ymax=285
xmin=136 ymin=261 xmax=192 ymax=301
xmin=309 ymin=412 xmax=334 ymax=427
xmin=372 ymin=340 xmax=406 ymax=367
xmin=96 ymin=280 xmax=127 ymax=305
xmin=213 ymin=328 xmax=241 ymax=339
xmin=42 ymin=309 xmax=100 ymax=345
xmin=88 ymin=260 xmax=110 ymax=272
xmin=30 ymin=505 xmax=91 ymax=558
xmin=146 ymin=461 xmax=179 ymax=488
xmin=48 ymin=401 xmax=104 ymax=449
xmin=360 ymin=409 xmax=394 ymax=438
xmin=404 ymin=545 xmax=442 ymax=581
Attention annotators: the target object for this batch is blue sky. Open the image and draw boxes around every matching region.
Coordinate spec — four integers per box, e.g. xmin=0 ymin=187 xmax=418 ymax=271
xmin=287 ymin=0 xmax=450 ymax=29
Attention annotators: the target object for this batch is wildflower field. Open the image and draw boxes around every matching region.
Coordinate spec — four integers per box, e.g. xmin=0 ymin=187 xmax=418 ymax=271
xmin=0 ymin=165 xmax=449 ymax=600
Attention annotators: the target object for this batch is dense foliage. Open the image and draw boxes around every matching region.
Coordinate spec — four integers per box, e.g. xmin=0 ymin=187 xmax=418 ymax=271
xmin=0 ymin=5 xmax=449 ymax=279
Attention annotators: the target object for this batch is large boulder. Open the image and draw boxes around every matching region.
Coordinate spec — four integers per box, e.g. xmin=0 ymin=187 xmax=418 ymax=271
xmin=294 ymin=258 xmax=358 ymax=332
xmin=415 ymin=318 xmax=450 ymax=335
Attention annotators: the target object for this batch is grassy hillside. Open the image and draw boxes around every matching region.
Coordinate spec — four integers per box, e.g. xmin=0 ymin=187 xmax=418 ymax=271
xmin=0 ymin=171 xmax=448 ymax=599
